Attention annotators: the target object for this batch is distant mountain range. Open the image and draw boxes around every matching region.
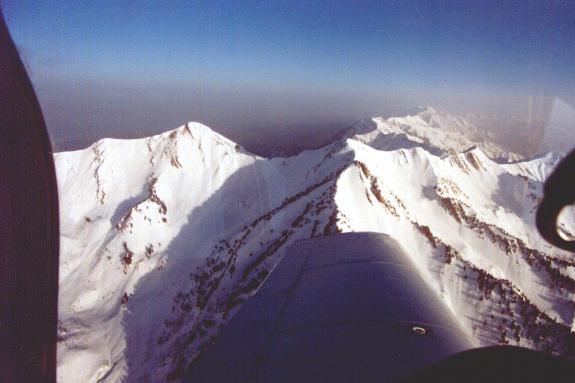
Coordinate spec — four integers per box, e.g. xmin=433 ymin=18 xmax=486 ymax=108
xmin=55 ymin=108 xmax=575 ymax=382
xmin=347 ymin=106 xmax=525 ymax=162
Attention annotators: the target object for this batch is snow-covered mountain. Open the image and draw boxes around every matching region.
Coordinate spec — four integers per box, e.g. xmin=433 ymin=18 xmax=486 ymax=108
xmin=348 ymin=106 xmax=524 ymax=162
xmin=55 ymin=116 xmax=575 ymax=382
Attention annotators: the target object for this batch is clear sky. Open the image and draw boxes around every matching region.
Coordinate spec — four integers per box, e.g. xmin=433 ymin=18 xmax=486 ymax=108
xmin=3 ymin=1 xmax=575 ymax=154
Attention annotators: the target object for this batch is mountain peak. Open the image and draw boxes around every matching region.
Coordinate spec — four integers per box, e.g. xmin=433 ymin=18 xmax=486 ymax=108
xmin=401 ymin=105 xmax=437 ymax=117
xmin=348 ymin=107 xmax=523 ymax=163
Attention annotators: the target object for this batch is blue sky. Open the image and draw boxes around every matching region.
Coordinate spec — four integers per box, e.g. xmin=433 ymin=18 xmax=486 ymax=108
xmin=2 ymin=1 xmax=575 ymax=152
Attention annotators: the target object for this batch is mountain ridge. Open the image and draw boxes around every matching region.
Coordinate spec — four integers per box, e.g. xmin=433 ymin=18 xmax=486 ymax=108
xmin=346 ymin=106 xmax=524 ymax=163
xmin=54 ymin=114 xmax=575 ymax=382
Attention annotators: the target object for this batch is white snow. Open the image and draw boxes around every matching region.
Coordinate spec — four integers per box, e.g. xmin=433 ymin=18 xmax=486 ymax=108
xmin=349 ymin=106 xmax=524 ymax=162
xmin=55 ymin=115 xmax=574 ymax=382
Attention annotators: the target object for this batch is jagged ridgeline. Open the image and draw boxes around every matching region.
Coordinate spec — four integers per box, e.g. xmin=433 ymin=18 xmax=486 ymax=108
xmin=55 ymin=111 xmax=575 ymax=382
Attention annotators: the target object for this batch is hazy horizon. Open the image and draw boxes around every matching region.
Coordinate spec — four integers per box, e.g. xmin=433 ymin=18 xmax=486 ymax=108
xmin=3 ymin=1 xmax=574 ymax=155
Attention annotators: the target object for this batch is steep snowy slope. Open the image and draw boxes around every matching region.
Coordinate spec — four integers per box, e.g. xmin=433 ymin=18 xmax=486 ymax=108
xmin=55 ymin=123 xmax=354 ymax=382
xmin=349 ymin=106 xmax=524 ymax=162
xmin=55 ymin=121 xmax=574 ymax=382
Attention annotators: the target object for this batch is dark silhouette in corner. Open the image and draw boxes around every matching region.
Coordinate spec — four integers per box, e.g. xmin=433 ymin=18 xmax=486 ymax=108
xmin=0 ymin=10 xmax=60 ymax=383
